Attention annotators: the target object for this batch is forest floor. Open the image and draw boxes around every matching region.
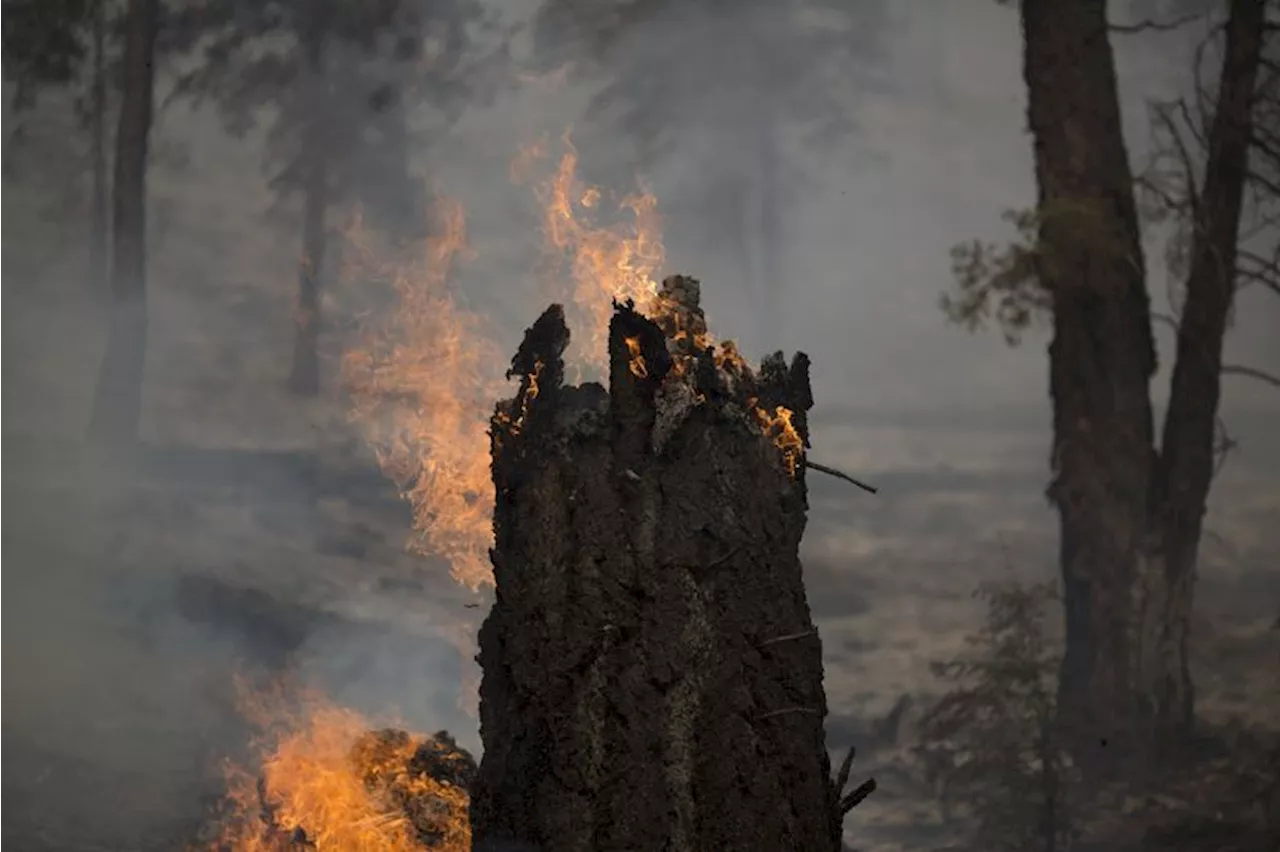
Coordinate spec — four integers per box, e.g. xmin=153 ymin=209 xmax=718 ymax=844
xmin=5 ymin=178 xmax=1278 ymax=848
xmin=4 ymin=416 xmax=1277 ymax=850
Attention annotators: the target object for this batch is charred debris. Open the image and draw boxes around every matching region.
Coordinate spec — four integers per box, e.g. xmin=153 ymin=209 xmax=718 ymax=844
xmin=472 ymin=275 xmax=874 ymax=852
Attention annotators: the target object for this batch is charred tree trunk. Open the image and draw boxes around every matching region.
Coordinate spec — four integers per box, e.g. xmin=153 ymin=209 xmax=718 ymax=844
xmin=1020 ymin=0 xmax=1158 ymax=768
xmin=287 ymin=25 xmax=329 ymax=397
xmin=87 ymin=0 xmax=109 ymax=296
xmin=88 ymin=0 xmax=157 ymax=446
xmin=473 ymin=278 xmax=851 ymax=852
xmin=1136 ymin=0 xmax=1265 ymax=740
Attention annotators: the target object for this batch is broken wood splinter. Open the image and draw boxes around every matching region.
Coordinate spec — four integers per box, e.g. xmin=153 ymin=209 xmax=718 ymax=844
xmin=757 ymin=706 xmax=822 ymax=720
xmin=757 ymin=629 xmax=818 ymax=648
xmin=804 ymin=459 xmax=878 ymax=494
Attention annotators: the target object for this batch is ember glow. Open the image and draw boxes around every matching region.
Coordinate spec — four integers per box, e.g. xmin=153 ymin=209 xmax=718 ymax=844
xmin=208 ymin=682 xmax=470 ymax=852
xmin=519 ymin=131 xmax=665 ymax=370
xmin=342 ymin=198 xmax=504 ymax=592
xmin=207 ymin=133 xmax=810 ymax=852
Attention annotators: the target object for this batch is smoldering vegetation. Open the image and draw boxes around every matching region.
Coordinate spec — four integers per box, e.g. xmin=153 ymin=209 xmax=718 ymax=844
xmin=4 ymin=0 xmax=1280 ymax=851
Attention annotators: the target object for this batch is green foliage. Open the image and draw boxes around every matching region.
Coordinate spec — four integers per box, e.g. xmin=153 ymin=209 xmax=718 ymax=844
xmin=2 ymin=0 xmax=95 ymax=107
xmin=942 ymin=209 xmax=1046 ymax=346
xmin=942 ymin=197 xmax=1145 ymax=345
xmin=916 ymin=581 xmax=1077 ymax=852
xmin=169 ymin=0 xmax=493 ymax=237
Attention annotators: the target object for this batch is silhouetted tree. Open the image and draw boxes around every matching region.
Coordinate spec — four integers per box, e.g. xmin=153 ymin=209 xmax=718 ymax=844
xmin=2 ymin=0 xmax=96 ymax=106
xmin=941 ymin=0 xmax=1273 ymax=766
xmin=87 ymin=0 xmax=158 ymax=445
xmin=531 ymin=0 xmax=890 ymax=350
xmin=3 ymin=0 xmax=120 ymax=294
xmin=172 ymin=0 xmax=488 ymax=395
xmin=917 ymin=582 xmax=1077 ymax=852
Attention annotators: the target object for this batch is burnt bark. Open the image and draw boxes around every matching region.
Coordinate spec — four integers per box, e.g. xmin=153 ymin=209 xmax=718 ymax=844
xmin=1021 ymin=0 xmax=1158 ymax=767
xmin=88 ymin=0 xmax=157 ymax=445
xmin=472 ymin=278 xmax=849 ymax=852
xmin=1137 ymin=0 xmax=1266 ymax=740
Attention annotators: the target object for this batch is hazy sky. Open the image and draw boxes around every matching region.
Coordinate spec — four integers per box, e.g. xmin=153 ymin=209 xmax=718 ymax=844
xmin=421 ymin=0 xmax=1280 ymax=424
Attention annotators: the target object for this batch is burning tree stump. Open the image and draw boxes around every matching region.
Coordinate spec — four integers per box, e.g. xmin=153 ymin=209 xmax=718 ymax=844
xmin=473 ymin=276 xmax=859 ymax=852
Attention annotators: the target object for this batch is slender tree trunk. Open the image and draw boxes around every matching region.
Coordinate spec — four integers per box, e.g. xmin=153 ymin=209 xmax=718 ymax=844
xmin=287 ymin=27 xmax=329 ymax=397
xmin=1135 ymin=0 xmax=1265 ymax=740
xmin=87 ymin=0 xmax=109 ymax=295
xmin=88 ymin=0 xmax=157 ymax=446
xmin=1019 ymin=0 xmax=1158 ymax=770
xmin=287 ymin=149 xmax=328 ymax=396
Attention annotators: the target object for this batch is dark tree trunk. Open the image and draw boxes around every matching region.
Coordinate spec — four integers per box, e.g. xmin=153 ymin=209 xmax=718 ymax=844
xmin=287 ymin=25 xmax=329 ymax=397
xmin=1020 ymin=0 xmax=1158 ymax=768
xmin=88 ymin=0 xmax=157 ymax=446
xmin=87 ymin=0 xmax=109 ymax=295
xmin=287 ymin=150 xmax=328 ymax=396
xmin=1136 ymin=0 xmax=1265 ymax=740
xmin=472 ymin=278 xmax=851 ymax=852
xmin=1019 ymin=0 xmax=1267 ymax=767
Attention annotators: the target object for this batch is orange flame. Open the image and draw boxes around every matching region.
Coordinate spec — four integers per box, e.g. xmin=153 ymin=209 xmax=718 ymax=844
xmin=751 ymin=401 xmax=804 ymax=477
xmin=342 ymin=199 xmax=505 ymax=591
xmin=208 ymin=132 xmax=816 ymax=852
xmin=623 ymin=336 xmax=648 ymax=378
xmin=208 ymin=681 xmax=469 ymax=852
xmin=517 ymin=131 xmax=665 ymax=371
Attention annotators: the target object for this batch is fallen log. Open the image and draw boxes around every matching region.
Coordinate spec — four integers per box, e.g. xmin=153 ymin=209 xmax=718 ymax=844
xmin=471 ymin=276 xmax=870 ymax=852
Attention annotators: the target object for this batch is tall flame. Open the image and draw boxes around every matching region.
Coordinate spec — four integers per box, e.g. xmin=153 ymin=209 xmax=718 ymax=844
xmin=209 ymin=132 xmax=809 ymax=852
xmin=342 ymin=199 xmax=504 ymax=591
xmin=209 ymin=680 xmax=469 ymax=852
xmin=517 ymin=131 xmax=665 ymax=371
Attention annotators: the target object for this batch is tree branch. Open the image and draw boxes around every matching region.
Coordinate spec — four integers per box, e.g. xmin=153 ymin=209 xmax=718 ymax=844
xmin=1109 ymin=10 xmax=1207 ymax=35
xmin=1221 ymin=363 xmax=1280 ymax=388
xmin=804 ymin=459 xmax=878 ymax=494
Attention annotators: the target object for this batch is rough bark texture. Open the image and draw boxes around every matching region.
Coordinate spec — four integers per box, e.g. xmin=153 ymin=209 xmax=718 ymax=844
xmin=1021 ymin=0 xmax=1158 ymax=768
xmin=1019 ymin=0 xmax=1267 ymax=765
xmin=88 ymin=0 xmax=157 ymax=445
xmin=472 ymin=279 xmax=843 ymax=852
xmin=1137 ymin=0 xmax=1265 ymax=741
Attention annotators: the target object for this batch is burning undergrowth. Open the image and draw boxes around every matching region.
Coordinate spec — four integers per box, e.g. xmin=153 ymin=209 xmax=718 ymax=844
xmin=200 ymin=680 xmax=473 ymax=852
xmin=203 ymin=133 xmax=814 ymax=850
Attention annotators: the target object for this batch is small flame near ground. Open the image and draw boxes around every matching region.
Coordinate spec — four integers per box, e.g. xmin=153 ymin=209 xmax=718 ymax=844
xmin=203 ymin=679 xmax=469 ymax=852
xmin=209 ymin=132 xmax=805 ymax=850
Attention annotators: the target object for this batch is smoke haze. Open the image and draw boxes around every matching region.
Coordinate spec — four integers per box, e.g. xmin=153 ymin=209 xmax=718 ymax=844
xmin=4 ymin=1 xmax=1277 ymax=849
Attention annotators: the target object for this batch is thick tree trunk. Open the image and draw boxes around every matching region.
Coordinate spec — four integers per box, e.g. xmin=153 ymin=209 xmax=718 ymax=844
xmin=87 ymin=0 xmax=109 ymax=295
xmin=1135 ymin=0 xmax=1265 ymax=740
xmin=472 ymin=278 xmax=849 ymax=851
xmin=88 ymin=0 xmax=157 ymax=445
xmin=1020 ymin=0 xmax=1158 ymax=769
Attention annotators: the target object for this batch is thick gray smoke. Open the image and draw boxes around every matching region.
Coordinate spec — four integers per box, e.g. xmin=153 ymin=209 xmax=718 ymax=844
xmin=3 ymin=1 xmax=1277 ymax=850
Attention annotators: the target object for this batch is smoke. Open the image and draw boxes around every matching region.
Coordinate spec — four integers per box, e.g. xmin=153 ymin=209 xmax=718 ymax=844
xmin=4 ymin=0 xmax=1278 ymax=849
